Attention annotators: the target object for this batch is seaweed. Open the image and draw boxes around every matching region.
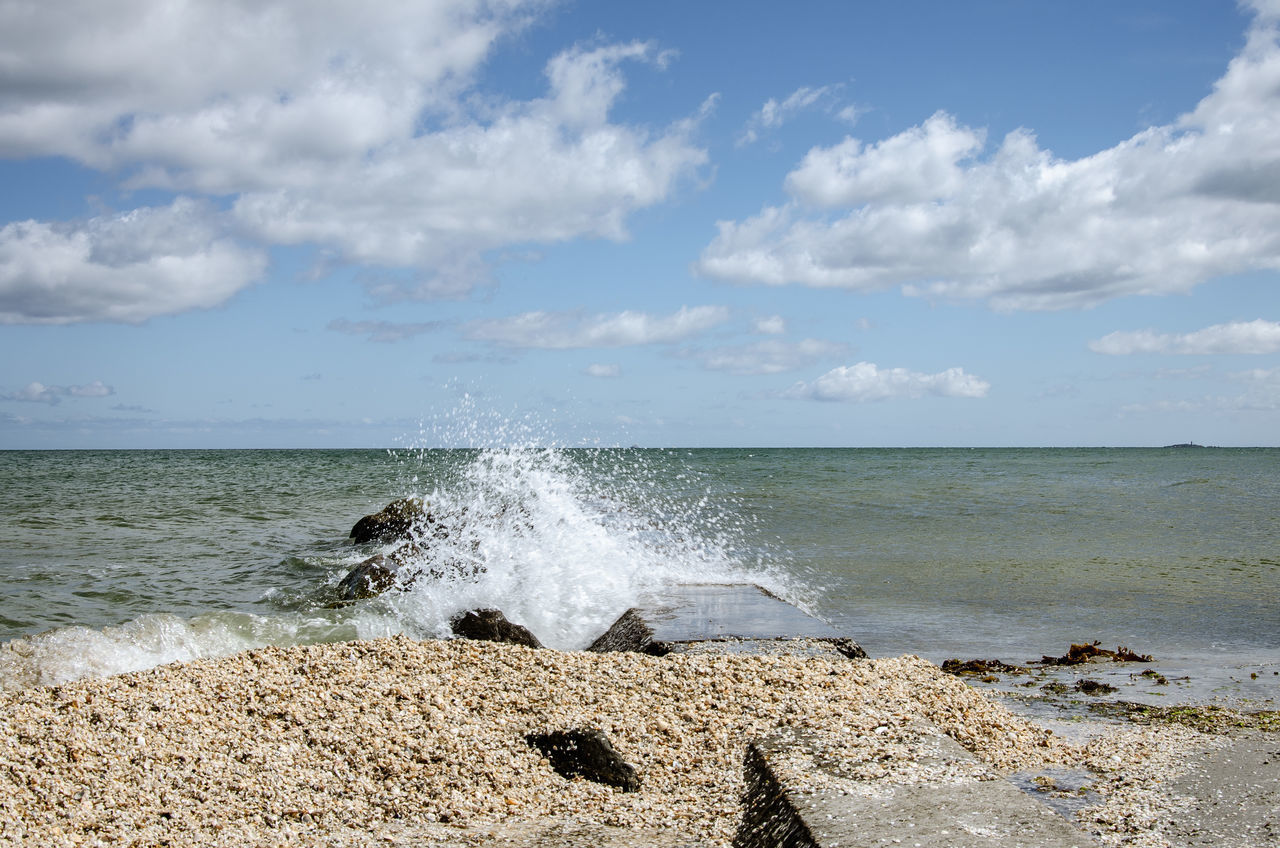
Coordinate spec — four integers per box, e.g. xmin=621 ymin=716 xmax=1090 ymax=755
xmin=1089 ymin=702 xmax=1280 ymax=733
xmin=1034 ymin=641 xmax=1153 ymax=666
xmin=1074 ymin=678 xmax=1117 ymax=695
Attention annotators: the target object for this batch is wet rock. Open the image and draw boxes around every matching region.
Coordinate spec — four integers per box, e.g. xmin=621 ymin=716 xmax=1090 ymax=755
xmin=526 ymin=728 xmax=640 ymax=791
xmin=336 ymin=555 xmax=397 ymax=601
xmin=588 ymin=608 xmax=665 ymax=655
xmin=942 ymin=658 xmax=1030 ymax=677
xmin=450 ymin=609 xmax=543 ymax=649
xmin=349 ymin=497 xmax=427 ymax=545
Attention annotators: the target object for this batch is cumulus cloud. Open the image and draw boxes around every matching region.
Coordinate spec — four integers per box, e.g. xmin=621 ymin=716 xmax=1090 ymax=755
xmin=1090 ymin=319 xmax=1280 ymax=355
xmin=785 ymin=362 xmax=990 ymax=402
xmin=698 ymin=5 xmax=1280 ymax=310
xmin=0 ymin=0 xmax=541 ymax=166
xmin=739 ymin=85 xmax=842 ymax=146
xmin=689 ymin=338 xmax=846 ymax=376
xmin=0 ymin=198 xmax=266 ymax=324
xmin=0 ymin=1 xmax=709 ymax=318
xmin=3 ymin=380 xmax=114 ymax=404
xmin=463 ymin=305 xmax=729 ymax=348
xmin=233 ymin=41 xmax=710 ymax=286
xmin=326 ymin=318 xmax=445 ymax=343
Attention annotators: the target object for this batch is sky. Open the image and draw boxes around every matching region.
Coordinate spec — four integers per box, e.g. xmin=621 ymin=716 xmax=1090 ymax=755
xmin=2 ymin=0 xmax=1280 ymax=449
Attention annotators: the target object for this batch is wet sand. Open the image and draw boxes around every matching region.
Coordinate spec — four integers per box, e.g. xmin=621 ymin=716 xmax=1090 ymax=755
xmin=0 ymin=636 xmax=1269 ymax=846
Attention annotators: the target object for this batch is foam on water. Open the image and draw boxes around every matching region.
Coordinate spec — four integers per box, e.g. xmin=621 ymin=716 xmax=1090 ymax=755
xmin=0 ymin=440 xmax=781 ymax=691
xmin=0 ymin=611 xmax=358 ymax=692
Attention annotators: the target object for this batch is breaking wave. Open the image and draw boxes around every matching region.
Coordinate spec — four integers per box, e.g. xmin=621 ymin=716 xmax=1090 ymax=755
xmin=1 ymin=440 xmax=782 ymax=692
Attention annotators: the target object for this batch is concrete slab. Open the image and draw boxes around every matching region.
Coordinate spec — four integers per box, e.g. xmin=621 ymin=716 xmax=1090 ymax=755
xmin=735 ymin=727 xmax=1097 ymax=848
xmin=587 ymin=583 xmax=865 ymax=659
xmin=1158 ymin=730 xmax=1280 ymax=847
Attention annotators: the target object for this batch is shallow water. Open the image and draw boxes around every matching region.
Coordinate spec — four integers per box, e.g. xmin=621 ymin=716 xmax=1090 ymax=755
xmin=1 ymin=446 xmax=1276 ymax=705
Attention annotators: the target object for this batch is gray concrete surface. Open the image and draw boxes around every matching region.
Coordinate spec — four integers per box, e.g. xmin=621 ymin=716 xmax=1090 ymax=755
xmin=1160 ymin=730 xmax=1280 ymax=847
xmin=588 ymin=583 xmax=865 ymax=658
xmin=735 ymin=726 xmax=1096 ymax=848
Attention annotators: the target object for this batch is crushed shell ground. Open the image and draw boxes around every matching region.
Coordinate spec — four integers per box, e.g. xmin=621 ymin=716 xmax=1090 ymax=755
xmin=0 ymin=636 xmax=1237 ymax=846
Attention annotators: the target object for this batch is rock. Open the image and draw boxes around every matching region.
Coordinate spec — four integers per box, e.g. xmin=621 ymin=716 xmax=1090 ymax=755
xmin=349 ymin=497 xmax=427 ymax=545
xmin=942 ymin=658 xmax=1030 ymax=676
xmin=450 ymin=609 xmax=544 ymax=649
xmin=587 ymin=608 xmax=663 ymax=655
xmin=336 ymin=555 xmax=397 ymax=601
xmin=526 ymin=728 xmax=640 ymax=792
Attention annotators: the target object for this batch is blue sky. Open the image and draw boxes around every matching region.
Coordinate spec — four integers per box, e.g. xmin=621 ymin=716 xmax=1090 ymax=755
xmin=2 ymin=0 xmax=1279 ymax=448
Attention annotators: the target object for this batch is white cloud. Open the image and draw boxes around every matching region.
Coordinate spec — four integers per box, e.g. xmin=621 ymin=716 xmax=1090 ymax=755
xmin=585 ymin=363 xmax=621 ymax=378
xmin=3 ymin=380 xmax=115 ymax=405
xmin=0 ymin=2 xmax=709 ymax=316
xmin=0 ymin=198 xmax=267 ymax=324
xmin=786 ymin=362 xmax=990 ymax=402
xmin=232 ymin=41 xmax=709 ymax=286
xmin=698 ymin=7 xmax=1280 ymax=310
xmin=739 ymin=85 xmax=841 ymax=146
xmin=326 ymin=318 xmax=445 ymax=343
xmin=1090 ymin=319 xmax=1280 ymax=355
xmin=0 ymin=0 xmax=540 ymax=165
xmin=753 ymin=315 xmax=787 ymax=335
xmin=464 ymin=305 xmax=729 ymax=349
xmin=690 ymin=338 xmax=846 ymax=376
xmin=785 ymin=111 xmax=985 ymax=206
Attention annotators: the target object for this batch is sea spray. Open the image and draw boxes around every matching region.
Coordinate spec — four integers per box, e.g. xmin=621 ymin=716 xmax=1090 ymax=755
xmin=350 ymin=445 xmax=783 ymax=649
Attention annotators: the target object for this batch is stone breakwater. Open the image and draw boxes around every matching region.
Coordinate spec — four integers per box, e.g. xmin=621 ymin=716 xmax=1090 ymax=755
xmin=0 ymin=636 xmax=1222 ymax=847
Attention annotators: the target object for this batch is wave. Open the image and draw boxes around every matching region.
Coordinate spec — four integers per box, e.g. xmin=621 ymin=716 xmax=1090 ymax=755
xmin=1 ymin=445 xmax=781 ymax=692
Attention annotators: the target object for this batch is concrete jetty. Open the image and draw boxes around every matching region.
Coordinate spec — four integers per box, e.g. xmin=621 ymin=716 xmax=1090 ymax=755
xmin=588 ymin=582 xmax=867 ymax=659
xmin=592 ymin=583 xmax=1097 ymax=848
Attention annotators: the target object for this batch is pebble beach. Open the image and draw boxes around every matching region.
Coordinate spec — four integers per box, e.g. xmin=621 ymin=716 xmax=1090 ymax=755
xmin=0 ymin=636 xmax=1239 ymax=847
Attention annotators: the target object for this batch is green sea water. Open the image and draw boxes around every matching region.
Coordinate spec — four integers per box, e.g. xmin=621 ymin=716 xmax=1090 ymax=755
xmin=1 ymin=447 xmax=1276 ymax=701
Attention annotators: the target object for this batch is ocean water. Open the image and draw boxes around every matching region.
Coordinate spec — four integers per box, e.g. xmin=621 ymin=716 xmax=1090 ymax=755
xmin=1 ymin=446 xmax=1277 ymax=705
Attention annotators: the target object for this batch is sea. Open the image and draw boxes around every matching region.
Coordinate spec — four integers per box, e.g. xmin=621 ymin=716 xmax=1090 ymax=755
xmin=1 ymin=445 xmax=1277 ymax=709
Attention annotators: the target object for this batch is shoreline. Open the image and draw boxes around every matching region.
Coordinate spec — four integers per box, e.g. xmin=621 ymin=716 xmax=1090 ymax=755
xmin=2 ymin=636 xmax=1272 ymax=847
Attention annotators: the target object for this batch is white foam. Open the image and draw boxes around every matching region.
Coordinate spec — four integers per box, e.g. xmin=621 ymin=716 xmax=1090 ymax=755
xmin=378 ymin=446 xmax=769 ymax=648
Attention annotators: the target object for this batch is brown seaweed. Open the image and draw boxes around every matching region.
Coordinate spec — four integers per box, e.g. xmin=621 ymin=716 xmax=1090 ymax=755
xmin=1034 ymin=641 xmax=1153 ymax=666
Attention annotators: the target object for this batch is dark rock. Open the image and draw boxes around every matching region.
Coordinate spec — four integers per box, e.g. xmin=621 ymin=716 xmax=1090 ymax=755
xmin=942 ymin=658 xmax=1030 ymax=676
xmin=336 ymin=555 xmax=397 ymax=601
xmin=587 ymin=608 xmax=667 ymax=655
xmin=349 ymin=497 xmax=427 ymax=545
xmin=826 ymin=637 xmax=868 ymax=660
xmin=450 ymin=609 xmax=543 ymax=649
xmin=526 ymin=728 xmax=640 ymax=791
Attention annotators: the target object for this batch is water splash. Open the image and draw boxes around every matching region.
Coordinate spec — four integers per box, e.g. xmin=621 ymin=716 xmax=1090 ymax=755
xmin=358 ymin=445 xmax=773 ymax=649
